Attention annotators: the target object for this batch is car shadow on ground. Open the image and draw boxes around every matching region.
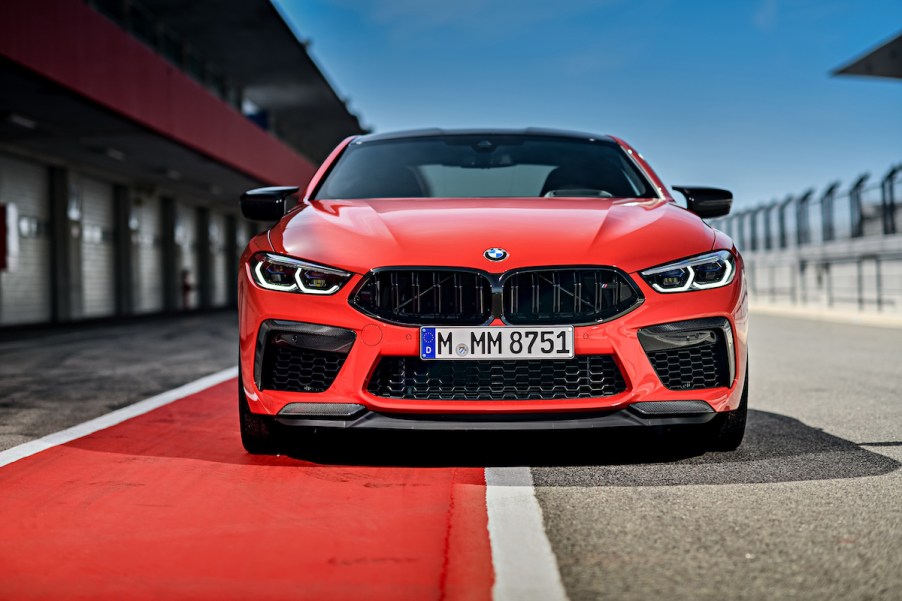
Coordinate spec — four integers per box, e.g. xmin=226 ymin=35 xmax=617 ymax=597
xmin=64 ymin=408 xmax=899 ymax=486
xmin=279 ymin=409 xmax=899 ymax=485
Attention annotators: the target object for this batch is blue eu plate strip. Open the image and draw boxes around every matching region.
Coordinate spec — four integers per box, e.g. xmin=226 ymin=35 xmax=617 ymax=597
xmin=420 ymin=327 xmax=436 ymax=359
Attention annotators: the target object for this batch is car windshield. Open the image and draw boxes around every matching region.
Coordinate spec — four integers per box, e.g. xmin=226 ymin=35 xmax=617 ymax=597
xmin=313 ymin=134 xmax=657 ymax=200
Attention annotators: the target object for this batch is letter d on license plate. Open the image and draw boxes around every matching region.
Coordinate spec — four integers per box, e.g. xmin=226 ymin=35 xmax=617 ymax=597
xmin=420 ymin=326 xmax=574 ymax=360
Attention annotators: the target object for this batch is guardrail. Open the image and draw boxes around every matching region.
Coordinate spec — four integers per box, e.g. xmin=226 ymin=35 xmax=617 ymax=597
xmin=709 ymin=164 xmax=902 ymax=314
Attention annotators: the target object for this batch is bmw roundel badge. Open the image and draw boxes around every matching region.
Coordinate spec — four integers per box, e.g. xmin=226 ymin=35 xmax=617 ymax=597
xmin=484 ymin=247 xmax=509 ymax=262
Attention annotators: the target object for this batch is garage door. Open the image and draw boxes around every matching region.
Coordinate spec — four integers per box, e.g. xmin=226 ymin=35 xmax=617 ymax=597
xmin=134 ymin=196 xmax=163 ymax=314
xmin=209 ymin=212 xmax=228 ymax=307
xmin=0 ymin=154 xmax=52 ymax=325
xmin=176 ymin=203 xmax=197 ymax=310
xmin=80 ymin=176 xmax=116 ymax=318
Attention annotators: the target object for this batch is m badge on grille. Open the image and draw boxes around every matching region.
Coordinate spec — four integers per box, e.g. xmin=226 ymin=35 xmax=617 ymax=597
xmin=484 ymin=247 xmax=508 ymax=261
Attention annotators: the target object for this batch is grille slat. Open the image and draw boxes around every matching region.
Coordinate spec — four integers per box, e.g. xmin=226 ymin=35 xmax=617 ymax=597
xmin=367 ymin=355 xmax=627 ymax=400
xmin=391 ymin=272 xmax=400 ymax=314
xmin=593 ymin=272 xmax=601 ymax=312
xmin=432 ymin=272 xmax=441 ymax=314
xmin=502 ymin=268 xmax=641 ymax=325
xmin=477 ymin=276 xmax=485 ymax=315
xmin=351 ymin=267 xmax=641 ymax=325
xmin=530 ymin=273 xmax=537 ymax=314
xmin=352 ymin=269 xmax=493 ymax=325
xmin=574 ymin=274 xmax=582 ymax=313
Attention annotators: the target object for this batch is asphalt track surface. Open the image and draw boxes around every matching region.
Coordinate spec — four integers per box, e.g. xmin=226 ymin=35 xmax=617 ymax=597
xmin=0 ymin=311 xmax=899 ymax=600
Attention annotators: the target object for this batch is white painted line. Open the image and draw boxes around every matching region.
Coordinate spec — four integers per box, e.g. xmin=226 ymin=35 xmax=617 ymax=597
xmin=0 ymin=366 xmax=238 ymax=468
xmin=485 ymin=466 xmax=569 ymax=601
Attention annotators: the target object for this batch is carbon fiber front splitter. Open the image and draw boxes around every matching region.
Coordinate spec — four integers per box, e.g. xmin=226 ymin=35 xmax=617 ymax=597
xmin=273 ymin=404 xmax=717 ymax=431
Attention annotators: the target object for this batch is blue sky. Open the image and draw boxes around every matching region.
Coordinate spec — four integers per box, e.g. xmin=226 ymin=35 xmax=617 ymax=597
xmin=274 ymin=0 xmax=900 ymax=208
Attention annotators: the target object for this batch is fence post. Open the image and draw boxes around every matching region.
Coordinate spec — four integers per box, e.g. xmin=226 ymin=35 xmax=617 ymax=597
xmin=820 ymin=181 xmax=840 ymax=242
xmin=849 ymin=174 xmax=869 ymax=238
xmin=736 ymin=211 xmax=748 ymax=250
xmin=778 ymin=194 xmax=793 ymax=248
xmin=763 ymin=201 xmax=778 ymax=250
xmin=881 ymin=165 xmax=900 ymax=235
xmin=795 ymin=189 xmax=814 ymax=246
xmin=749 ymin=206 xmax=761 ymax=251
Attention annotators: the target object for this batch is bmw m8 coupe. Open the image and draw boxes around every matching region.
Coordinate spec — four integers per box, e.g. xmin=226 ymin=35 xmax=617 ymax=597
xmin=238 ymin=129 xmax=748 ymax=454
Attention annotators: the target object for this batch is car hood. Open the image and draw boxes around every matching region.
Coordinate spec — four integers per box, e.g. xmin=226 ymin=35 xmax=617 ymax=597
xmin=268 ymin=197 xmax=716 ymax=275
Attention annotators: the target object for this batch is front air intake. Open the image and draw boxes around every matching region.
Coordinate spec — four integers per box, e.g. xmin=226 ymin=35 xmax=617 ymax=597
xmin=638 ymin=318 xmax=734 ymax=391
xmin=254 ymin=320 xmax=355 ymax=393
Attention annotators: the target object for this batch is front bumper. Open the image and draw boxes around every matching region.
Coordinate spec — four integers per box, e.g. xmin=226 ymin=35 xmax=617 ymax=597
xmin=273 ymin=402 xmax=717 ymax=431
xmin=239 ymin=259 xmax=749 ymax=428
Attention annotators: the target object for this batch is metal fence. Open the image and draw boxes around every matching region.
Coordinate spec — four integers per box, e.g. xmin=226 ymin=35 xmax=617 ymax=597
xmin=709 ymin=164 xmax=902 ymax=313
xmin=711 ymin=165 xmax=901 ymax=251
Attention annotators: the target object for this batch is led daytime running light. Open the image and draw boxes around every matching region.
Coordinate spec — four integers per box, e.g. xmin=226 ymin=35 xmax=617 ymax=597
xmin=641 ymin=251 xmax=735 ymax=293
xmin=251 ymin=253 xmax=351 ymax=295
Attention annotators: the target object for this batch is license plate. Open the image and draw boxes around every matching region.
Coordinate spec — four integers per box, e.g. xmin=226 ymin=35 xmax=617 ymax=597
xmin=420 ymin=326 xmax=574 ymax=360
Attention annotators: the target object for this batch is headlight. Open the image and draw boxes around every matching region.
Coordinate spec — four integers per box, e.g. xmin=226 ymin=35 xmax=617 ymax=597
xmin=250 ymin=253 xmax=352 ymax=295
xmin=640 ymin=250 xmax=735 ymax=293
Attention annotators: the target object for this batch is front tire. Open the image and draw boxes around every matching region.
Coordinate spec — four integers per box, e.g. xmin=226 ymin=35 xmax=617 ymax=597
xmin=238 ymin=375 xmax=281 ymax=454
xmin=706 ymin=365 xmax=748 ymax=452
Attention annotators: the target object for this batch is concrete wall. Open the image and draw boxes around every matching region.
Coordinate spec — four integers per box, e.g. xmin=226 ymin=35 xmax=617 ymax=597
xmin=743 ymin=234 xmax=902 ymax=315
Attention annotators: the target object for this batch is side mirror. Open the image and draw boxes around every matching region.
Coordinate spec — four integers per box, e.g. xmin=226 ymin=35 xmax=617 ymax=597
xmin=672 ymin=186 xmax=732 ymax=218
xmin=240 ymin=186 xmax=299 ymax=221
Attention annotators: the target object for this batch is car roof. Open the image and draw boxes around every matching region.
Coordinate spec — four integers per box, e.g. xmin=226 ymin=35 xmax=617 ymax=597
xmin=353 ymin=128 xmax=616 ymax=144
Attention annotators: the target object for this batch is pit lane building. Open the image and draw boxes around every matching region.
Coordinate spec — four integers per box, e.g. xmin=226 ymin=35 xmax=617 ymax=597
xmin=0 ymin=0 xmax=363 ymax=326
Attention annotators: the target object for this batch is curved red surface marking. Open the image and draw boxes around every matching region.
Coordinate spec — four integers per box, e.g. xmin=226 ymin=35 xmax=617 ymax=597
xmin=0 ymin=381 xmax=493 ymax=600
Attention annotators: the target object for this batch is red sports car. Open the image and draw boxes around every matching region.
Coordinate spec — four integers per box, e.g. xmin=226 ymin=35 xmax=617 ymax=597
xmin=238 ymin=129 xmax=748 ymax=454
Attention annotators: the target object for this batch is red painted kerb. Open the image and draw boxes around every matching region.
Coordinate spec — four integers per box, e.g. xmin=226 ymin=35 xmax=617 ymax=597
xmin=0 ymin=379 xmax=494 ymax=600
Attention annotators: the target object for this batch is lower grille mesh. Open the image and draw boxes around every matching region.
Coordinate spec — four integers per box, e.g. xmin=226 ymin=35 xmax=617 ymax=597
xmin=645 ymin=338 xmax=729 ymax=390
xmin=262 ymin=344 xmax=348 ymax=393
xmin=367 ymin=355 xmax=626 ymax=400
